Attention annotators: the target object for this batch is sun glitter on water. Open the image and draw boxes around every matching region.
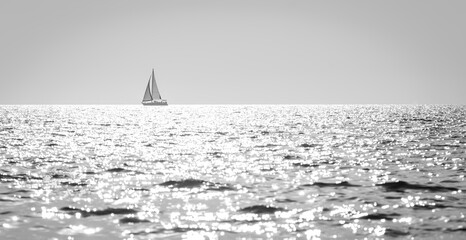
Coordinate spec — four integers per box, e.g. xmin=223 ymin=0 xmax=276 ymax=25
xmin=0 ymin=105 xmax=465 ymax=239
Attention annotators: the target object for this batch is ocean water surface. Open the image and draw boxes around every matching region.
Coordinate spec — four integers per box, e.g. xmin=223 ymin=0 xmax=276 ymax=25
xmin=0 ymin=105 xmax=465 ymax=239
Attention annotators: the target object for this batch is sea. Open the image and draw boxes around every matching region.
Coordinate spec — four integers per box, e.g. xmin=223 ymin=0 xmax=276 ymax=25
xmin=0 ymin=105 xmax=465 ymax=240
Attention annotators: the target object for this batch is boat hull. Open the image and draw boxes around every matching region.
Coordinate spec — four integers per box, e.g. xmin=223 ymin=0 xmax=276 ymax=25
xmin=142 ymin=100 xmax=168 ymax=106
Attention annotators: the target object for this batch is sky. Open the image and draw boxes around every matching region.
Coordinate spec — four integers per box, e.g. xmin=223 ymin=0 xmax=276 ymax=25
xmin=0 ymin=0 xmax=465 ymax=104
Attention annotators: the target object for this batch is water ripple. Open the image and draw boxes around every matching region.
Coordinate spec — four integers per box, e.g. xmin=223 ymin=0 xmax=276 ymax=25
xmin=0 ymin=105 xmax=465 ymax=239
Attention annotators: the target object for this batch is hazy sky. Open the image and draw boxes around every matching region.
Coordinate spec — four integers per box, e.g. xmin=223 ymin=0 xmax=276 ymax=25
xmin=1 ymin=0 xmax=465 ymax=104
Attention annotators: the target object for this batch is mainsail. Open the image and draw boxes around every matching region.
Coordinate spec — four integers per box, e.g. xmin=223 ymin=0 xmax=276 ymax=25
xmin=151 ymin=69 xmax=162 ymax=100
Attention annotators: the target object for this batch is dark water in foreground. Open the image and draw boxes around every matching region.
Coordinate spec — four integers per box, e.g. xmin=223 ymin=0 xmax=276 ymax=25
xmin=0 ymin=105 xmax=465 ymax=239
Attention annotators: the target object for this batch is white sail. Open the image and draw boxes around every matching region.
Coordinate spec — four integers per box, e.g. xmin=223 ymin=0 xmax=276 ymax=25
xmin=142 ymin=78 xmax=152 ymax=101
xmin=151 ymin=69 xmax=162 ymax=100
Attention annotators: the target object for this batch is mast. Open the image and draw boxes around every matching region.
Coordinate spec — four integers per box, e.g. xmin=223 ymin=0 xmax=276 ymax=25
xmin=151 ymin=68 xmax=162 ymax=100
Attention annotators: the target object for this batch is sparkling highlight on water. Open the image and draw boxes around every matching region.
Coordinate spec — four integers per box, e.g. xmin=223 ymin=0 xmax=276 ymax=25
xmin=0 ymin=105 xmax=465 ymax=239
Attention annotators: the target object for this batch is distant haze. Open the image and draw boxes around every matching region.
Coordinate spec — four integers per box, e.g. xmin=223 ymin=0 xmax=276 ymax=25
xmin=1 ymin=0 xmax=465 ymax=104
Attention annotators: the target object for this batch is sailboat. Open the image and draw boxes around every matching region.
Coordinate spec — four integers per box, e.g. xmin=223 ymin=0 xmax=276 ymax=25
xmin=142 ymin=69 xmax=168 ymax=106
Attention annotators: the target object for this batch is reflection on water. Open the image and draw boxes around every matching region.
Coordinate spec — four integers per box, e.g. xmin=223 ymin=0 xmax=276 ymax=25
xmin=0 ymin=105 xmax=465 ymax=239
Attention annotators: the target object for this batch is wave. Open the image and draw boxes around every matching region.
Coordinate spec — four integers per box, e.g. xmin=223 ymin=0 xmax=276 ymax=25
xmin=119 ymin=217 xmax=150 ymax=224
xmin=159 ymin=179 xmax=235 ymax=191
xmin=377 ymin=181 xmax=459 ymax=192
xmin=292 ymin=163 xmax=319 ymax=168
xmin=283 ymin=155 xmax=302 ymax=160
xmin=300 ymin=143 xmax=321 ymax=148
xmin=302 ymin=181 xmax=361 ymax=188
xmin=358 ymin=212 xmax=401 ymax=220
xmin=106 ymin=167 xmax=131 ymax=173
xmin=384 ymin=228 xmax=410 ymax=237
xmin=0 ymin=189 xmax=30 ymax=195
xmin=131 ymin=227 xmax=209 ymax=235
xmin=412 ymin=203 xmax=450 ymax=210
xmin=51 ymin=174 xmax=69 ymax=179
xmin=0 ymin=173 xmax=42 ymax=182
xmin=60 ymin=206 xmax=138 ymax=217
xmin=60 ymin=181 xmax=88 ymax=187
xmin=446 ymin=227 xmax=466 ymax=232
xmin=238 ymin=205 xmax=285 ymax=214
